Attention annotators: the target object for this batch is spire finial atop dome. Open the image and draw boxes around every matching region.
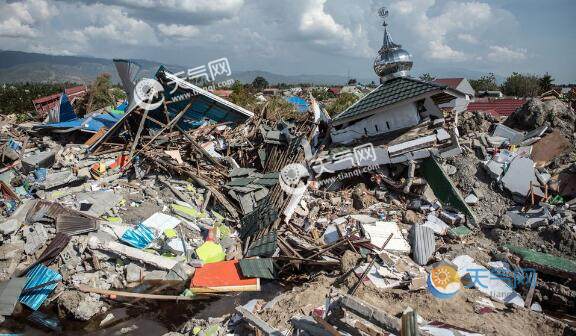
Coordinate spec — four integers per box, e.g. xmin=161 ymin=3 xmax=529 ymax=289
xmin=373 ymin=7 xmax=413 ymax=83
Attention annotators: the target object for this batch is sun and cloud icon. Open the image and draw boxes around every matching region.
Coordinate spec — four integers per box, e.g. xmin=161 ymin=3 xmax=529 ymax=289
xmin=427 ymin=261 xmax=462 ymax=299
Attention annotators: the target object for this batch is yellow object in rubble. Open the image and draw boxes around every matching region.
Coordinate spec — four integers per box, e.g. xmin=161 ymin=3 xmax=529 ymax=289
xmin=195 ymin=241 xmax=226 ymax=264
xmin=164 ymin=228 xmax=177 ymax=238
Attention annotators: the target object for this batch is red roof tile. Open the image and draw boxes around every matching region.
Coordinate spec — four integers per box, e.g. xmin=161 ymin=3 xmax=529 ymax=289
xmin=433 ymin=78 xmax=464 ymax=90
xmin=467 ymin=98 xmax=527 ymax=117
xmin=329 ymin=87 xmax=342 ymax=95
xmin=32 ymin=85 xmax=88 ymax=113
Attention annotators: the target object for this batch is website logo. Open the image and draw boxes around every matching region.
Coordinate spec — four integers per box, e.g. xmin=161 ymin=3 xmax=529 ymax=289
xmin=427 ymin=262 xmax=461 ymax=299
xmin=278 ymin=163 xmax=309 ymax=195
xmin=133 ymin=78 xmax=164 ymax=111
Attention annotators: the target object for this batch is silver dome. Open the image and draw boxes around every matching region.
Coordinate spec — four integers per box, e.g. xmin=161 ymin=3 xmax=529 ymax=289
xmin=373 ymin=8 xmax=413 ymax=82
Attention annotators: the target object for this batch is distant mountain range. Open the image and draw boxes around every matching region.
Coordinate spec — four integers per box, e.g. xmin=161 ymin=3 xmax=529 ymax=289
xmin=0 ymin=50 xmax=503 ymax=86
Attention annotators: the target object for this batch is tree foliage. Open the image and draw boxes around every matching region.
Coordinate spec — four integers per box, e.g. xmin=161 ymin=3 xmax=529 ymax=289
xmin=0 ymin=82 xmax=79 ymax=116
xmin=251 ymin=76 xmax=269 ymax=90
xmin=538 ymin=73 xmax=554 ymax=93
xmin=469 ymin=73 xmax=499 ymax=92
xmin=325 ymin=92 xmax=359 ymax=116
xmin=501 ymin=72 xmax=540 ymax=97
xmin=263 ymin=96 xmax=300 ymax=121
xmin=311 ymin=88 xmax=334 ymax=101
xmin=228 ymin=81 xmax=257 ymax=110
xmin=76 ymin=73 xmax=116 ymax=115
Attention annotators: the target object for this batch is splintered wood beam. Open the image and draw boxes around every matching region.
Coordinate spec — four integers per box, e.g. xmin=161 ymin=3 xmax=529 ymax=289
xmin=145 ymin=154 xmax=239 ymax=219
xmin=174 ymin=124 xmax=225 ymax=170
xmin=135 ymin=100 xmax=193 ymax=155
xmin=129 ymin=108 xmax=149 ymax=159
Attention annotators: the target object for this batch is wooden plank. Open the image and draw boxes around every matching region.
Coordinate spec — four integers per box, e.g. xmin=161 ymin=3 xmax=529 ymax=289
xmin=129 ymin=108 xmax=149 ymax=159
xmin=236 ymin=306 xmax=283 ymax=336
xmin=77 ymin=284 xmax=196 ymax=301
xmin=313 ymin=315 xmax=342 ymax=336
xmin=84 ymin=128 xmax=108 ymax=147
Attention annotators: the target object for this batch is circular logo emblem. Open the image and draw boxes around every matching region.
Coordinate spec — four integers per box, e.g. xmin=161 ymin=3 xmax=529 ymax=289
xmin=133 ymin=78 xmax=164 ymax=111
xmin=427 ymin=262 xmax=461 ymax=299
xmin=279 ymin=163 xmax=309 ymax=195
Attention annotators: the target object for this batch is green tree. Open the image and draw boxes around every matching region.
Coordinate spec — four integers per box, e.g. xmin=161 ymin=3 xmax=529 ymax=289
xmin=311 ymin=88 xmax=333 ymax=101
xmin=469 ymin=73 xmax=499 ymax=92
xmin=229 ymin=81 xmax=257 ymax=110
xmin=252 ymin=76 xmax=269 ymax=90
xmin=263 ymin=96 xmax=299 ymax=121
xmin=325 ymin=92 xmax=359 ymax=116
xmin=538 ymin=73 xmax=554 ymax=94
xmin=419 ymin=73 xmax=435 ymax=82
xmin=501 ymin=72 xmax=540 ymax=97
xmin=78 ymin=73 xmax=115 ymax=115
xmin=0 ymin=82 xmax=80 ymax=119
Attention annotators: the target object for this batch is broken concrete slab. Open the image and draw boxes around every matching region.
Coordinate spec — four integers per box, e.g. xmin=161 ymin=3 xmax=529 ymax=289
xmin=23 ymin=223 xmax=49 ymax=255
xmin=0 ymin=277 xmax=27 ymax=316
xmin=88 ymin=233 xmax=179 ymax=270
xmin=363 ymin=221 xmax=411 ymax=254
xmin=21 ymin=150 xmax=56 ymax=174
xmin=464 ymin=194 xmax=479 ymax=205
xmin=125 ymin=263 xmax=143 ymax=283
xmin=422 ymin=213 xmax=450 ymax=235
xmin=76 ymin=191 xmax=122 ymax=217
xmin=501 ymin=156 xmax=539 ymax=199
xmin=506 ymin=207 xmax=551 ymax=229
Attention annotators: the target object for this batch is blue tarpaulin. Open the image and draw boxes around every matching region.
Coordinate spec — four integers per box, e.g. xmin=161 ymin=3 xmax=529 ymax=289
xmin=121 ymin=224 xmax=155 ymax=249
xmin=285 ymin=96 xmax=309 ymax=112
xmin=35 ymin=109 xmax=124 ymax=133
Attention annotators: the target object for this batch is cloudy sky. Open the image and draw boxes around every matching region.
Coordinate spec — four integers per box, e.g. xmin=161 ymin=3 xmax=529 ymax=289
xmin=0 ymin=0 xmax=574 ymax=83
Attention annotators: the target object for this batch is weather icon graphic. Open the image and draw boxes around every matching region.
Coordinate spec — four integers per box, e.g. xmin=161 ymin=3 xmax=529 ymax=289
xmin=427 ymin=262 xmax=461 ymax=299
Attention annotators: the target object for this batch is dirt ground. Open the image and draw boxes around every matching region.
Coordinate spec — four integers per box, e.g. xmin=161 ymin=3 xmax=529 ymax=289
xmin=257 ymin=275 xmax=571 ymax=336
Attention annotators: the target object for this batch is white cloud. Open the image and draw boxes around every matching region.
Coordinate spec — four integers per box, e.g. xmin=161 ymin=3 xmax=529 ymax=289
xmin=428 ymin=40 xmax=466 ymax=61
xmin=0 ymin=0 xmax=55 ymax=38
xmin=457 ymin=33 xmax=478 ymax=44
xmin=0 ymin=18 xmax=37 ymax=38
xmin=0 ymin=0 xmax=536 ymax=78
xmin=487 ymin=45 xmax=527 ymax=61
xmin=297 ymin=0 xmax=372 ymax=57
xmin=390 ymin=0 xmax=512 ymax=62
xmin=65 ymin=5 xmax=159 ymax=47
xmin=157 ymin=24 xmax=199 ymax=39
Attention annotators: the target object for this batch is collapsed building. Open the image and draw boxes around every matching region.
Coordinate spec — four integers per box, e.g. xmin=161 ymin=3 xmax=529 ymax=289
xmin=0 ymin=7 xmax=575 ymax=336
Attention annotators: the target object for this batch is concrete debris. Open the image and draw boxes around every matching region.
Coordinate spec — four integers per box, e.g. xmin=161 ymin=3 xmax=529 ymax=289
xmin=501 ymin=156 xmax=540 ymax=198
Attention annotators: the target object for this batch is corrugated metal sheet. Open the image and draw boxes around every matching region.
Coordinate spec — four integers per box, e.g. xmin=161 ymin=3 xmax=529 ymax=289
xmin=56 ymin=215 xmax=99 ymax=236
xmin=21 ymin=233 xmax=71 ymax=276
xmin=19 ymin=264 xmax=62 ymax=311
xmin=26 ymin=200 xmax=98 ymax=226
xmin=410 ymin=225 xmax=435 ymax=266
xmin=26 ymin=200 xmax=69 ymax=224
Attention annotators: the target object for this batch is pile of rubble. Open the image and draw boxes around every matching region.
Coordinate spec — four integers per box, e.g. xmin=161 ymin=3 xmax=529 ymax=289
xmin=1 ymin=71 xmax=575 ymax=336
